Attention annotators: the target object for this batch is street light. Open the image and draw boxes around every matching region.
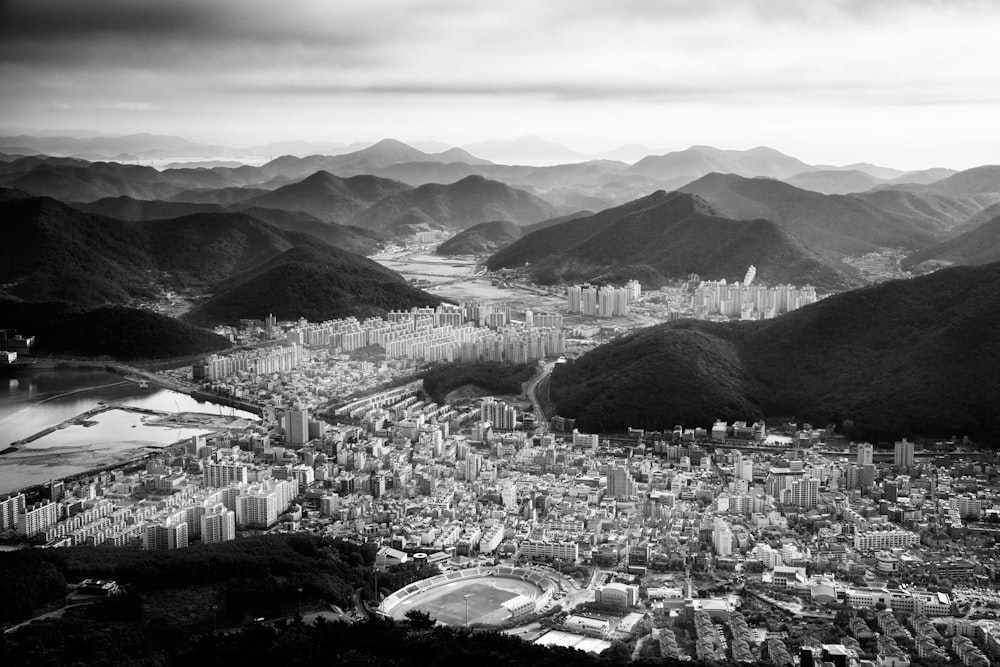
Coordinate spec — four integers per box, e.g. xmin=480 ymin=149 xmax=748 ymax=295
xmin=297 ymin=587 xmax=303 ymax=618
xmin=464 ymin=593 xmax=473 ymax=627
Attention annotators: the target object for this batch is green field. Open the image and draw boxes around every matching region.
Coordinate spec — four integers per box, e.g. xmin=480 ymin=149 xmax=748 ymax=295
xmin=391 ymin=577 xmax=540 ymax=626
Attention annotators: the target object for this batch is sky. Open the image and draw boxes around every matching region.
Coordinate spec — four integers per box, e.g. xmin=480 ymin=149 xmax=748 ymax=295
xmin=1 ymin=0 xmax=999 ymax=169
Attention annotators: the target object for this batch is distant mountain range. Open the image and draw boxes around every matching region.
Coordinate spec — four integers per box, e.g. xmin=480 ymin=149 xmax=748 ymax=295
xmin=550 ymin=262 xmax=1000 ymax=442
xmin=350 ymin=175 xmax=563 ymax=231
xmin=245 ymin=170 xmax=412 ymax=222
xmin=4 ymin=136 xmax=1000 ymax=242
xmin=678 ymin=173 xmax=943 ymax=255
xmin=487 ymin=191 xmax=860 ymax=290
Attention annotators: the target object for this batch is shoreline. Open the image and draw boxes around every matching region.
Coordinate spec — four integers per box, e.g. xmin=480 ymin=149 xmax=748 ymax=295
xmin=0 ymin=363 xmax=265 ymax=498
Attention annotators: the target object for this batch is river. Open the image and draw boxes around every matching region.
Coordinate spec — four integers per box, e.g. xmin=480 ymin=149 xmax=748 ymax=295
xmin=0 ymin=368 xmax=255 ymax=495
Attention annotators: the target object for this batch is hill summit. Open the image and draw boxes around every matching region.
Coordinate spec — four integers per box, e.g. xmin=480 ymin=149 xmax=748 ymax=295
xmin=551 ymin=262 xmax=1000 ymax=442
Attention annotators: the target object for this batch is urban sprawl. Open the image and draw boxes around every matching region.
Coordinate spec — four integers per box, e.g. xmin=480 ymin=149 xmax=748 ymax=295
xmin=2 ymin=269 xmax=998 ymax=667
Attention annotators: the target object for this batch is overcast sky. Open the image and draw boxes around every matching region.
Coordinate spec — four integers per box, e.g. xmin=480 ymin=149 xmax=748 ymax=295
xmin=1 ymin=0 xmax=998 ymax=168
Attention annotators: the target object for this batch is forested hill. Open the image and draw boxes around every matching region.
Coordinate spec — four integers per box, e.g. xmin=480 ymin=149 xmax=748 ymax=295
xmin=551 ymin=262 xmax=1000 ymax=442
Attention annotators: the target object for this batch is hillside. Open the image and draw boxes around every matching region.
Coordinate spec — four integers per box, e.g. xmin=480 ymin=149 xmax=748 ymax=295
xmin=0 ymin=197 xmax=397 ymax=316
xmin=679 ymin=173 xmax=941 ymax=254
xmin=850 ymin=189 xmax=984 ymax=236
xmin=235 ymin=206 xmax=385 ymax=255
xmin=953 ymin=201 xmax=1000 ymax=234
xmin=903 ymin=216 xmax=1000 ymax=270
xmin=488 ymin=191 xmax=676 ymax=270
xmin=2 ymin=162 xmax=179 ymax=202
xmin=73 ymin=195 xmax=222 ymax=221
xmin=167 ymin=186 xmax=268 ymax=206
xmin=784 ymin=169 xmax=883 ymax=195
xmin=140 ymin=212 xmax=306 ymax=287
xmin=183 ymin=245 xmax=442 ymax=326
xmin=0 ymin=196 xmax=155 ymax=305
xmin=246 ymin=170 xmax=411 ymax=222
xmin=551 ymin=263 xmax=1000 ymax=442
xmin=435 ymin=220 xmax=522 ymax=255
xmin=350 ymin=175 xmax=561 ymax=231
xmin=0 ymin=299 xmax=231 ymax=360
xmin=629 ymin=145 xmax=814 ymax=183
xmin=488 ymin=191 xmax=858 ymax=290
xmin=919 ymin=165 xmax=1000 ymax=198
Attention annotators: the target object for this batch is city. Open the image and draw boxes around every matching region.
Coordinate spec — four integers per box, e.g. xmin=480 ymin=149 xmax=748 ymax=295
xmin=2 ymin=275 xmax=998 ymax=666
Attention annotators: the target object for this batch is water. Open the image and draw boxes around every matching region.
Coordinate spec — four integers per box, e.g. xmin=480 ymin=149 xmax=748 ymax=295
xmin=0 ymin=368 xmax=255 ymax=495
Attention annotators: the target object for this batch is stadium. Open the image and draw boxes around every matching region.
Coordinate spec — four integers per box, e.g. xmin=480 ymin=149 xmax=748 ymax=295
xmin=380 ymin=565 xmax=566 ymax=626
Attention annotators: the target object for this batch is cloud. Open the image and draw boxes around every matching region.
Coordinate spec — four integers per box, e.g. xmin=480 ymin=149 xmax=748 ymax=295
xmin=1 ymin=0 xmax=998 ymax=167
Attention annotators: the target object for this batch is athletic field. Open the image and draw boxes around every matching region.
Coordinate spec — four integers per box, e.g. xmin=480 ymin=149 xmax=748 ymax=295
xmin=387 ymin=576 xmax=541 ymax=626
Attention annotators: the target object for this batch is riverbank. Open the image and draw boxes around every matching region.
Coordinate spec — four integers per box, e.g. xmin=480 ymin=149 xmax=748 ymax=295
xmin=0 ymin=367 xmax=261 ymax=495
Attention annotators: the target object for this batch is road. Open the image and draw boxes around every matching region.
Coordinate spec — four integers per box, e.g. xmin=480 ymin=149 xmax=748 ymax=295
xmin=4 ymin=601 xmax=96 ymax=635
xmin=525 ymin=361 xmax=555 ymax=430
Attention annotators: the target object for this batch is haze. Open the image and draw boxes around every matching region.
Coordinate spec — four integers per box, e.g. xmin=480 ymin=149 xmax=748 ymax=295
xmin=1 ymin=0 xmax=999 ymax=169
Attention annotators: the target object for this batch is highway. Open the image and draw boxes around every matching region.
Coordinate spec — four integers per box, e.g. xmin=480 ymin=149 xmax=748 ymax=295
xmin=525 ymin=361 xmax=555 ymax=433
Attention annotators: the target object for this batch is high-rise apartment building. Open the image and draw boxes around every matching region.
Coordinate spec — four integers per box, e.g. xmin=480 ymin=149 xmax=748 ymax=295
xmin=204 ymin=461 xmax=250 ymax=488
xmin=286 ymin=408 xmax=309 ymax=445
xmin=143 ymin=522 xmax=189 ymax=550
xmin=787 ymin=478 xmax=820 ymax=509
xmin=200 ymin=504 xmax=236 ymax=544
xmin=0 ymin=493 xmax=26 ymax=531
xmin=480 ymin=397 xmax=518 ymax=431
xmin=856 ymin=443 xmax=874 ymax=466
xmin=607 ymin=465 xmax=635 ymax=499
xmin=16 ymin=500 xmax=58 ymax=536
xmin=713 ymin=518 xmax=733 ymax=556
xmin=894 ymin=439 xmax=914 ymax=468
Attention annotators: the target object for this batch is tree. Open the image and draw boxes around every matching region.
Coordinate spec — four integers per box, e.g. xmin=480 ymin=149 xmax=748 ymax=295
xmin=404 ymin=609 xmax=436 ymax=630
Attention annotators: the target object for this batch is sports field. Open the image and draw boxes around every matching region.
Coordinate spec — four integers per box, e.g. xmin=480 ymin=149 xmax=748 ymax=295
xmin=387 ymin=576 xmax=540 ymax=626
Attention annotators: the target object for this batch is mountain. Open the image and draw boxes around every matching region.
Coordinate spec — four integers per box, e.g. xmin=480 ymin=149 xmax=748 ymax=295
xmin=784 ymin=169 xmax=883 ymax=195
xmin=252 ymin=140 xmax=494 ymax=183
xmin=0 ymin=186 xmax=32 ymax=202
xmin=0 ymin=299 xmax=231 ymax=360
xmin=917 ymin=165 xmax=1000 ymax=199
xmin=234 ymin=206 xmax=385 ymax=255
xmin=139 ymin=212 xmax=310 ymax=288
xmin=816 ymin=162 xmax=906 ymax=180
xmin=0 ymin=197 xmax=392 ymax=309
xmin=2 ymin=162 xmax=178 ymax=201
xmin=903 ymin=216 xmax=1000 ymax=271
xmin=350 ymin=175 xmax=562 ymax=231
xmin=550 ymin=262 xmax=1000 ymax=442
xmin=885 ymin=167 xmax=957 ymax=186
xmin=590 ymin=144 xmax=661 ymax=163
xmin=489 ymin=191 xmax=858 ymax=290
xmin=435 ymin=220 xmax=522 ymax=255
xmin=679 ymin=173 xmax=941 ymax=254
xmin=461 ymin=136 xmax=585 ymax=163
xmin=73 ymin=196 xmax=222 ymax=221
xmin=246 ymin=170 xmax=412 ymax=222
xmin=0 ymin=196 xmax=154 ymax=305
xmin=488 ymin=191 xmax=685 ymax=270
xmin=167 ymin=186 xmax=268 ymax=206
xmin=953 ymin=202 xmax=1000 ymax=235
xmin=384 ymin=208 xmax=448 ymax=237
xmin=432 ymin=147 xmax=492 ymax=165
xmin=0 ymin=155 xmax=90 ymax=178
xmin=183 ymin=245 xmax=442 ymax=326
xmin=0 ymin=133 xmax=229 ymax=159
xmin=850 ymin=189 xmax=984 ymax=236
xmin=628 ymin=146 xmax=814 ymax=184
